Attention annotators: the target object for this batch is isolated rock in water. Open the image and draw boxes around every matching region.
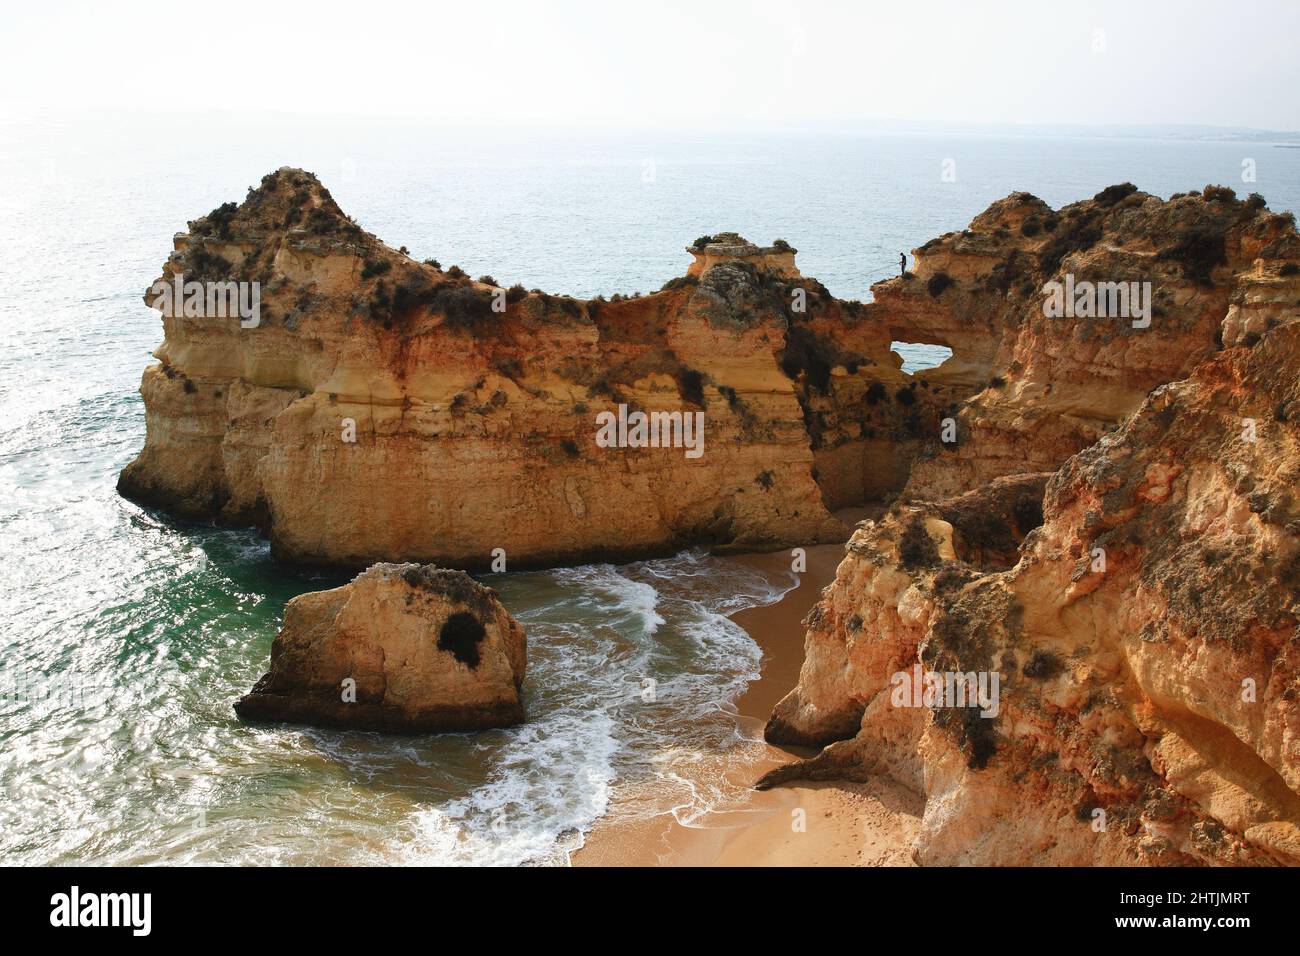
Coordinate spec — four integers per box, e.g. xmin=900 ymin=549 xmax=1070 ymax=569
xmin=235 ymin=564 xmax=527 ymax=732
xmin=117 ymin=168 xmax=848 ymax=567
xmin=762 ymin=316 xmax=1300 ymax=866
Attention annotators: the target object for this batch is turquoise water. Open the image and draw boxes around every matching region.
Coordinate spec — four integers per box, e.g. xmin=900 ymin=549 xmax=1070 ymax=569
xmin=1 ymin=115 xmax=1297 ymax=864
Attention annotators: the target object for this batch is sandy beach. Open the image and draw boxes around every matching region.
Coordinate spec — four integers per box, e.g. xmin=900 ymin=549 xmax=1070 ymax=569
xmin=572 ymin=534 xmax=922 ymax=867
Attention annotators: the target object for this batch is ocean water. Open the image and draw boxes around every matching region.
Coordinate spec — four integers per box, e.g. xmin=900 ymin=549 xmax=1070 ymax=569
xmin=1 ymin=114 xmax=1297 ymax=865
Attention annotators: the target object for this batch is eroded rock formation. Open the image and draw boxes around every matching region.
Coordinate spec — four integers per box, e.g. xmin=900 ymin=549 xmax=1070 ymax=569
xmin=120 ymin=176 xmax=1296 ymax=573
xmin=884 ymin=184 xmax=1295 ymax=499
xmin=120 ymin=169 xmax=873 ymax=568
xmin=126 ymin=172 xmax=1289 ymax=568
xmin=235 ymin=563 xmax=527 ymax=732
xmin=125 ymin=171 xmax=1300 ymax=860
xmin=763 ymin=255 xmax=1300 ymax=865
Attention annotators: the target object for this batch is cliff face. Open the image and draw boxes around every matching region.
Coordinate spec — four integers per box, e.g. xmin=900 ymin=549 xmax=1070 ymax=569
xmin=882 ymin=185 xmax=1295 ymax=499
xmin=763 ymin=276 xmax=1300 ymax=865
xmin=125 ymin=173 xmax=1289 ymax=570
xmin=115 ymin=168 xmax=946 ymax=567
xmin=120 ymin=170 xmax=851 ymax=567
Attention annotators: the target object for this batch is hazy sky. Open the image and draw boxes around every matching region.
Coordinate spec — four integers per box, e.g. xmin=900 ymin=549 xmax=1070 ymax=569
xmin=3 ymin=0 xmax=1298 ymax=131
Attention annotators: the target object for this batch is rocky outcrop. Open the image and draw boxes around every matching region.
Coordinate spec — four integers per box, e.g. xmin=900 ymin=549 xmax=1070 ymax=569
xmin=764 ymin=472 xmax=1051 ymax=750
xmin=686 ymin=233 xmax=801 ymax=280
xmin=235 ymin=563 xmax=527 ymax=732
xmin=882 ymin=185 xmax=1297 ymax=499
xmin=123 ymin=168 xmax=1300 ymax=860
xmin=120 ymin=169 xmax=869 ymax=567
xmin=125 ymin=175 xmax=1295 ymax=569
xmin=762 ymin=308 xmax=1300 ymax=865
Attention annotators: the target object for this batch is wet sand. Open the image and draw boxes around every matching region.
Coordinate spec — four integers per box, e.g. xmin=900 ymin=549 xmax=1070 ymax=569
xmin=572 ymin=527 xmax=922 ymax=867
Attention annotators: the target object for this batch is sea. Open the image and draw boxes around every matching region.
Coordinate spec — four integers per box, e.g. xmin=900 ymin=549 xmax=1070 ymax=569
xmin=1 ymin=112 xmax=1296 ymax=864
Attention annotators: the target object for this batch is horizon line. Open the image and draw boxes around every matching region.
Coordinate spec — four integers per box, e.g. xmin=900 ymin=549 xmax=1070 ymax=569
xmin=3 ymin=107 xmax=1298 ymax=142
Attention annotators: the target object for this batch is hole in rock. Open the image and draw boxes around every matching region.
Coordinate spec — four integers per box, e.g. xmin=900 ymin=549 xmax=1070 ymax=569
xmin=891 ymin=341 xmax=953 ymax=374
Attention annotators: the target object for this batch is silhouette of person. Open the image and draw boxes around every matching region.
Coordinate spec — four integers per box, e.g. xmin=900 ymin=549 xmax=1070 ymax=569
xmin=899 ymin=252 xmax=906 ymax=276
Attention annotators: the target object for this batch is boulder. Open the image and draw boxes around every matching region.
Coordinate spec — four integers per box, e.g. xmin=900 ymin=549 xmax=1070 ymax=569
xmin=235 ymin=563 xmax=526 ymax=732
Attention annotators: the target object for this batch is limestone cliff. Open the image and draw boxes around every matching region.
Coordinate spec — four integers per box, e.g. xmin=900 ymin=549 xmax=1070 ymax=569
xmin=762 ymin=254 xmax=1300 ymax=865
xmin=125 ymin=174 xmax=1290 ymax=569
xmin=120 ymin=170 xmax=868 ymax=567
xmin=881 ymin=184 xmax=1296 ymax=499
xmin=122 ymin=169 xmax=1300 ymax=861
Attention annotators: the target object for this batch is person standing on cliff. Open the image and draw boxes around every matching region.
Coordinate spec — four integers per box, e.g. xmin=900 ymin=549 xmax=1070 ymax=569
xmin=899 ymin=252 xmax=906 ymax=276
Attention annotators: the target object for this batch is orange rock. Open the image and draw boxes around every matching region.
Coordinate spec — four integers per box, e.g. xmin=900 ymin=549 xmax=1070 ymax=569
xmin=235 ymin=563 xmax=526 ymax=733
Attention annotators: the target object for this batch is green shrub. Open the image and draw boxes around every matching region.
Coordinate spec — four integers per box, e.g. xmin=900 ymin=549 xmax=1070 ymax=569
xmin=778 ymin=326 xmax=832 ymax=391
xmin=431 ymin=284 xmax=494 ymax=327
xmin=1038 ymin=213 xmax=1102 ymax=274
xmin=361 ymin=259 xmax=391 ymax=280
xmin=493 ymin=357 xmax=523 ymax=379
xmin=186 ymin=248 xmax=232 ymax=282
xmin=661 ymin=275 xmax=698 ymax=291
xmin=285 ymin=189 xmax=310 ymax=226
xmin=1094 ymin=183 xmax=1138 ymax=206
xmin=1023 ymin=649 xmax=1064 ymax=680
xmin=898 ymin=516 xmax=940 ymax=569
xmin=200 ymin=201 xmax=238 ymax=239
xmin=588 ymin=375 xmax=619 ymax=400
xmin=1157 ymin=227 xmax=1228 ymax=285
xmin=306 ymin=207 xmax=336 ymax=234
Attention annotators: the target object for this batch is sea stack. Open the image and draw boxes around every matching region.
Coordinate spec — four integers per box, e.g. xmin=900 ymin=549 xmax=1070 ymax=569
xmin=235 ymin=564 xmax=527 ymax=733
